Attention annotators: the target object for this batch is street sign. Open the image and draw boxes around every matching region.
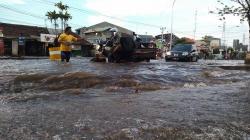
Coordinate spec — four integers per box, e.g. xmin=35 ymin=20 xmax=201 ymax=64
xmin=40 ymin=34 xmax=56 ymax=43
xmin=18 ymin=36 xmax=25 ymax=46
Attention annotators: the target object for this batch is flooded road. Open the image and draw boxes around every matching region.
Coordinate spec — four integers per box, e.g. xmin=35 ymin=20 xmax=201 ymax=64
xmin=0 ymin=58 xmax=250 ymax=140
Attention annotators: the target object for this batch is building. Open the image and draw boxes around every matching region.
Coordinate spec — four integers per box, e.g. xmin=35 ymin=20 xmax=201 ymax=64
xmin=233 ymin=39 xmax=248 ymax=52
xmin=195 ymin=40 xmax=209 ymax=53
xmin=210 ymin=39 xmax=221 ymax=50
xmin=0 ymin=23 xmax=49 ymax=56
xmin=0 ymin=23 xmax=93 ymax=57
xmin=76 ymin=21 xmax=134 ymax=44
xmin=237 ymin=43 xmax=248 ymax=52
xmin=233 ymin=39 xmax=240 ymax=50
xmin=0 ymin=27 xmax=4 ymax=55
xmin=155 ymin=33 xmax=179 ymax=45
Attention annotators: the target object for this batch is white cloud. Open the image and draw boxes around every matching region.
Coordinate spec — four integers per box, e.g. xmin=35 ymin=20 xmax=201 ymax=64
xmin=0 ymin=0 xmax=25 ymax=4
xmin=83 ymin=0 xmax=173 ymax=35
xmin=82 ymin=0 xmax=249 ymax=43
xmin=86 ymin=15 xmax=126 ymax=27
xmin=85 ymin=0 xmax=170 ymax=17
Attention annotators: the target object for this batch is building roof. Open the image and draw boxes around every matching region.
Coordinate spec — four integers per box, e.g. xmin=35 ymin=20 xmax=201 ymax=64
xmin=84 ymin=27 xmax=111 ymax=34
xmin=155 ymin=33 xmax=179 ymax=43
xmin=70 ymin=32 xmax=92 ymax=46
xmin=79 ymin=21 xmax=134 ymax=35
xmin=0 ymin=23 xmax=92 ymax=45
xmin=0 ymin=23 xmax=49 ymax=39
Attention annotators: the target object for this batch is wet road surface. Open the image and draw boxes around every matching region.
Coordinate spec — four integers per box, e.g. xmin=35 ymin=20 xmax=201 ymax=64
xmin=0 ymin=58 xmax=250 ymax=140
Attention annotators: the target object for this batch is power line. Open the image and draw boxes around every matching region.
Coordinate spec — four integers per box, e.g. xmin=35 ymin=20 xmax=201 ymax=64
xmin=0 ymin=4 xmax=44 ymax=19
xmin=1 ymin=0 xmax=247 ymax=39
xmin=0 ymin=4 xmax=83 ymax=29
xmin=0 ymin=17 xmax=45 ymax=27
xmin=32 ymin=0 xmax=163 ymax=28
xmin=194 ymin=9 xmax=197 ymax=40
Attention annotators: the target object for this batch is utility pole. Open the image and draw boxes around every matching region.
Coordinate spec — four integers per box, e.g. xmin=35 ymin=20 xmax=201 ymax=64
xmin=160 ymin=27 xmax=166 ymax=44
xmin=160 ymin=27 xmax=166 ymax=58
xmin=221 ymin=22 xmax=226 ymax=47
xmin=193 ymin=10 xmax=198 ymax=40
xmin=222 ymin=21 xmax=227 ymax=58
xmin=248 ymin=33 xmax=250 ymax=52
xmin=170 ymin=0 xmax=176 ymax=51
xmin=243 ymin=33 xmax=245 ymax=45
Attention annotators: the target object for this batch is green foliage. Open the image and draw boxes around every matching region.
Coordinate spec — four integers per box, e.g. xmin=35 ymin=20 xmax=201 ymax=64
xmin=227 ymin=47 xmax=234 ymax=53
xmin=46 ymin=10 xmax=59 ymax=31
xmin=210 ymin=0 xmax=250 ymax=22
xmin=175 ymin=37 xmax=194 ymax=45
xmin=175 ymin=38 xmax=185 ymax=45
xmin=213 ymin=48 xmax=220 ymax=54
xmin=46 ymin=1 xmax=72 ymax=32
xmin=201 ymin=35 xmax=215 ymax=45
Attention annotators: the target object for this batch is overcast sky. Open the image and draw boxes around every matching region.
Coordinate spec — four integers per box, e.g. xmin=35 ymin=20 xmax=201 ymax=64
xmin=0 ymin=0 xmax=249 ymax=46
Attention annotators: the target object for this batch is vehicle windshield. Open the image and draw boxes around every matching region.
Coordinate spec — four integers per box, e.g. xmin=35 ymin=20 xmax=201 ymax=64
xmin=172 ymin=45 xmax=192 ymax=52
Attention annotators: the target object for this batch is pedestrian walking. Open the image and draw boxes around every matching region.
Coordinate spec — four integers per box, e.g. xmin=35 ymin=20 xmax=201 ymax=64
xmin=58 ymin=26 xmax=83 ymax=63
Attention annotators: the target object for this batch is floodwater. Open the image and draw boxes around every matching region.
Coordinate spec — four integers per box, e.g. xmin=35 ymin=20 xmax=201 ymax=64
xmin=0 ymin=58 xmax=250 ymax=140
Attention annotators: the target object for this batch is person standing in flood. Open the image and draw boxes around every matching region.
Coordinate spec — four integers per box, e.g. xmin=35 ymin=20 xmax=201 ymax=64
xmin=58 ymin=26 xmax=79 ymax=63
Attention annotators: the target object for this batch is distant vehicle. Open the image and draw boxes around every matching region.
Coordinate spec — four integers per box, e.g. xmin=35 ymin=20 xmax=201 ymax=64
xmin=165 ymin=44 xmax=198 ymax=62
xmin=213 ymin=54 xmax=223 ymax=60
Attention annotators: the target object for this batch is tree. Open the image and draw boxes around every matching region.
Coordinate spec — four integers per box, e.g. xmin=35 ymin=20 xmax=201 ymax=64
xmin=202 ymin=35 xmax=215 ymax=44
xmin=210 ymin=0 xmax=250 ymax=51
xmin=55 ymin=1 xmax=71 ymax=32
xmin=46 ymin=1 xmax=72 ymax=34
xmin=226 ymin=47 xmax=235 ymax=59
xmin=175 ymin=37 xmax=195 ymax=45
xmin=46 ymin=10 xmax=59 ymax=33
xmin=62 ymin=11 xmax=72 ymax=28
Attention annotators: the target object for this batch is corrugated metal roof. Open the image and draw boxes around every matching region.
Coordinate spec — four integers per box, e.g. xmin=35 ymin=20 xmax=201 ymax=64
xmin=81 ymin=21 xmax=134 ymax=35
xmin=0 ymin=23 xmax=49 ymax=38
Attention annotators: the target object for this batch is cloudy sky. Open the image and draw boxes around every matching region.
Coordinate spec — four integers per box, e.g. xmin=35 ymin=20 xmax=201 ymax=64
xmin=0 ymin=0 xmax=249 ymax=46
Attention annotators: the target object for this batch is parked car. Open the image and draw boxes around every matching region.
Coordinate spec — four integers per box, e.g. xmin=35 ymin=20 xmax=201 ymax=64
xmin=165 ymin=44 xmax=198 ymax=62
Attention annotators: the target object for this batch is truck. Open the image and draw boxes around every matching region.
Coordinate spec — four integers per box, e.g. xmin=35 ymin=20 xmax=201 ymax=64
xmin=92 ymin=36 xmax=157 ymax=63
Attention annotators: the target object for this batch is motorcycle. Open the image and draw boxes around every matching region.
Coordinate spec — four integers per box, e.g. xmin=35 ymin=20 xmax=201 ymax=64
xmin=91 ymin=36 xmax=157 ymax=63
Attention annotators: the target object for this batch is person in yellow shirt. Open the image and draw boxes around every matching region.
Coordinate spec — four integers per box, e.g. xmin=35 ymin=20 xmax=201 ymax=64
xmin=58 ymin=26 xmax=79 ymax=63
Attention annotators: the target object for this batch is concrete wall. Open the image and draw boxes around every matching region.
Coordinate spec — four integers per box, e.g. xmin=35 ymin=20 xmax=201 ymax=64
xmin=245 ymin=53 xmax=250 ymax=64
xmin=85 ymin=32 xmax=112 ymax=44
xmin=12 ymin=40 xmax=18 ymax=56
xmin=0 ymin=38 xmax=4 ymax=55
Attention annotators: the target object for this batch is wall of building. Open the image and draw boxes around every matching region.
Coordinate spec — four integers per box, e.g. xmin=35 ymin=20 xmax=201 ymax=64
xmin=25 ymin=40 xmax=47 ymax=56
xmin=0 ymin=38 xmax=4 ymax=55
xmin=3 ymin=39 xmax=12 ymax=56
xmin=12 ymin=40 xmax=18 ymax=56
xmin=2 ymin=38 xmax=48 ymax=56
xmin=85 ymin=31 xmax=112 ymax=44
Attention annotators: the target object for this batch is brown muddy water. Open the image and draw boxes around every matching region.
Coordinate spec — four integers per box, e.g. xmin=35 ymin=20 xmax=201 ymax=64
xmin=0 ymin=58 xmax=250 ymax=140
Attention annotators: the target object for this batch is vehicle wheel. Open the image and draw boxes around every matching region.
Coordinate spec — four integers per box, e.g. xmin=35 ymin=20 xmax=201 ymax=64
xmin=165 ymin=57 xmax=170 ymax=62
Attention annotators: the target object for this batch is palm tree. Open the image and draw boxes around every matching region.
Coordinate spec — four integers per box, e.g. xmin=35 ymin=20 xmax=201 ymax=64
xmin=63 ymin=11 xmax=72 ymax=29
xmin=46 ymin=1 xmax=71 ymax=34
xmin=46 ymin=10 xmax=59 ymax=34
xmin=55 ymin=1 xmax=70 ymax=32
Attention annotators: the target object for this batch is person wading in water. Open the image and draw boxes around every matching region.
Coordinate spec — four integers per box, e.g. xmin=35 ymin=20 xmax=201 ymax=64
xmin=58 ymin=26 xmax=84 ymax=63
